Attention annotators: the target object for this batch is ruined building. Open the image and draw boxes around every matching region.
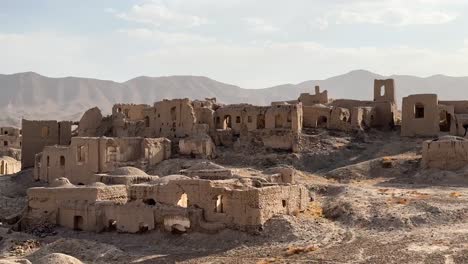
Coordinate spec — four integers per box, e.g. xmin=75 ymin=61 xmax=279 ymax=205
xmin=25 ymin=166 xmax=309 ymax=234
xmin=22 ymin=78 xmax=406 ymax=235
xmin=34 ymin=137 xmax=171 ymax=185
xmin=421 ymin=136 xmax=468 ymax=170
xmin=401 ymin=94 xmax=468 ymax=137
xmin=276 ymin=79 xmax=397 ymax=132
xmin=21 ymin=120 xmax=72 ymax=169
xmin=0 ymin=156 xmax=20 ymax=175
xmin=0 ymin=127 xmax=22 ymax=150
xmin=76 ymin=97 xmax=303 ymax=153
xmin=0 ymin=127 xmax=22 ymax=175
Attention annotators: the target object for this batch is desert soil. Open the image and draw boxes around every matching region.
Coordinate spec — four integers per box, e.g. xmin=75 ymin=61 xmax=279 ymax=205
xmin=0 ymin=129 xmax=467 ymax=263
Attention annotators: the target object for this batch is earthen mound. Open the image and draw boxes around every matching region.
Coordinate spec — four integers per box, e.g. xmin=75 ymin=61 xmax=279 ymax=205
xmin=50 ymin=178 xmax=75 ymax=188
xmin=150 ymin=174 xmax=190 ymax=185
xmin=35 ymin=253 xmax=83 ymax=264
xmin=110 ymin=166 xmax=148 ymax=176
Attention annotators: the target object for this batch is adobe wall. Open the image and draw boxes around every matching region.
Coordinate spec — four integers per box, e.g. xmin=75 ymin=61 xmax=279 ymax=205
xmin=0 ymin=135 xmax=22 ymax=150
xmin=0 ymin=127 xmax=21 ymax=137
xmin=374 ymin=79 xmax=396 ymax=104
xmin=179 ymin=135 xmax=216 ymax=159
xmin=78 ymin=107 xmax=103 ymax=137
xmin=265 ymin=104 xmax=302 ymax=133
xmin=302 ymin=105 xmax=331 ymax=128
xmin=438 ymin=101 xmax=468 ymax=114
xmin=328 ymin=107 xmax=352 ymax=131
xmin=298 ymin=86 xmax=328 ymax=105
xmin=26 ymin=184 xmax=127 ymax=231
xmin=112 ymin=104 xmax=150 ymax=121
xmin=22 ymin=119 xmax=71 ymax=169
xmin=401 ymin=94 xmax=439 ymax=137
xmin=129 ymin=179 xmax=309 ymax=229
xmin=421 ymin=136 xmax=468 ymax=170
xmin=214 ymin=104 xmax=268 ymax=134
xmin=0 ymin=156 xmax=21 ymax=175
xmin=35 ymin=137 xmax=171 ymax=184
xmin=0 ymin=127 xmax=22 ymax=152
xmin=331 ymin=98 xmax=396 ymax=129
xmin=194 ymin=107 xmax=215 ymax=132
xmin=242 ymin=130 xmax=298 ymax=150
xmin=143 ymin=99 xmax=196 ymax=138
xmin=257 ymin=185 xmax=309 ymax=224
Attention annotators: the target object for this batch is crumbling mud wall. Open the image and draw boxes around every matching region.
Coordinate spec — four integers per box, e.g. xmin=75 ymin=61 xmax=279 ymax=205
xmin=21 ymin=119 xmax=72 ymax=169
xmin=0 ymin=156 xmax=21 ymax=175
xmin=0 ymin=127 xmax=22 ymax=149
xmin=34 ymin=137 xmax=171 ymax=184
xmin=112 ymin=104 xmax=150 ymax=121
xmin=25 ymin=182 xmax=128 ymax=231
xmin=214 ymin=104 xmax=269 ymax=134
xmin=302 ymin=105 xmax=331 ymax=129
xmin=298 ymin=86 xmax=328 ymax=105
xmin=78 ymin=107 xmax=103 ymax=137
xmin=145 ymin=99 xmax=197 ymax=138
xmin=24 ymin=176 xmax=309 ymax=234
xmin=265 ymin=104 xmax=303 ymax=133
xmin=128 ymin=179 xmax=309 ymax=230
xmin=421 ymin=136 xmax=468 ymax=170
xmin=374 ymin=79 xmax=396 ymax=104
xmin=179 ymin=135 xmax=216 ymax=159
xmin=401 ymin=94 xmax=440 ymax=137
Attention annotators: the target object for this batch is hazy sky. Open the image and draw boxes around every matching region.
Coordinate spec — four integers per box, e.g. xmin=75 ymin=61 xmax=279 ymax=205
xmin=2 ymin=0 xmax=468 ymax=88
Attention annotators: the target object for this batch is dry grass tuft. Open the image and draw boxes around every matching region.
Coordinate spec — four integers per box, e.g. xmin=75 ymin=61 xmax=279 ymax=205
xmin=409 ymin=190 xmax=431 ymax=200
xmin=285 ymin=245 xmax=318 ymax=256
xmin=299 ymin=202 xmax=324 ymax=219
xmin=388 ymin=197 xmax=410 ymax=205
xmin=256 ymin=258 xmax=277 ymax=264
xmin=381 ymin=157 xmax=395 ymax=168
xmin=378 ymin=188 xmax=391 ymax=193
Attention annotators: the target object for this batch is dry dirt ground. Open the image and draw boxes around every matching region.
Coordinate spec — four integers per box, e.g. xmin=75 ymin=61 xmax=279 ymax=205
xmin=1 ymin=129 xmax=467 ymax=263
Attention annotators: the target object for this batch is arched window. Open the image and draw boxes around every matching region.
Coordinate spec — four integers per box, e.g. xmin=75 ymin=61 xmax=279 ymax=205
xmin=60 ymin=156 xmax=65 ymax=166
xmin=214 ymin=195 xmax=224 ymax=213
xmin=223 ymin=115 xmax=232 ymax=129
xmin=177 ymin=193 xmax=188 ymax=208
xmin=317 ymin=116 xmax=328 ymax=128
xmin=144 ymin=116 xmax=150 ymax=127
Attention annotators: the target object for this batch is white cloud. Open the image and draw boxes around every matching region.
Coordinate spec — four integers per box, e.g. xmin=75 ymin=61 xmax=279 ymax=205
xmin=243 ymin=17 xmax=279 ymax=33
xmin=3 ymin=29 xmax=468 ymax=88
xmin=116 ymin=0 xmax=208 ymax=28
xmin=316 ymin=0 xmax=458 ymax=28
xmin=118 ymin=28 xmax=217 ymax=45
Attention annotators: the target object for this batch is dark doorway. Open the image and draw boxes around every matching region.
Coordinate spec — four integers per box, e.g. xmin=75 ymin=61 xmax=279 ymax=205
xmin=74 ymin=215 xmax=84 ymax=231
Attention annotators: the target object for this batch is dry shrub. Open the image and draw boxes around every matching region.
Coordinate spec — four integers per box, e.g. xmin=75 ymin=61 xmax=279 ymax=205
xmin=409 ymin=190 xmax=431 ymax=200
xmin=299 ymin=202 xmax=323 ymax=219
xmin=381 ymin=156 xmax=395 ymax=168
xmin=388 ymin=197 xmax=410 ymax=205
xmin=450 ymin=192 xmax=462 ymax=198
xmin=256 ymin=259 xmax=276 ymax=264
xmin=378 ymin=188 xmax=391 ymax=193
xmin=285 ymin=245 xmax=318 ymax=256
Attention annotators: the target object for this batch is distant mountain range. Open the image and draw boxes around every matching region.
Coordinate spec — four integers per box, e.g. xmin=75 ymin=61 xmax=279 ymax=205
xmin=1 ymin=70 xmax=468 ymax=127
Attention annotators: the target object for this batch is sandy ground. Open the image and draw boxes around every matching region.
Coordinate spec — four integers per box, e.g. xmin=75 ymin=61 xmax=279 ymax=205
xmin=0 ymin=130 xmax=467 ymax=263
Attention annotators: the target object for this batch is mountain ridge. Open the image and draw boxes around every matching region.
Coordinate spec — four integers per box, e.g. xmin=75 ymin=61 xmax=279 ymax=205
xmin=1 ymin=70 xmax=468 ymax=127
